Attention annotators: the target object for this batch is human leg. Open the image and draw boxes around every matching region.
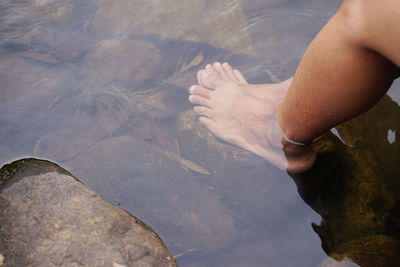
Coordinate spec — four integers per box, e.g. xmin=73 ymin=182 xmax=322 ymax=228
xmin=189 ymin=63 xmax=315 ymax=172
xmin=188 ymin=0 xmax=399 ymax=172
xmin=277 ymin=0 xmax=399 ymax=143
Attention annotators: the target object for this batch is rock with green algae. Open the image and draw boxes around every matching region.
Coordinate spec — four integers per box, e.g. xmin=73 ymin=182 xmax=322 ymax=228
xmin=291 ymin=95 xmax=400 ymax=267
xmin=65 ymin=136 xmax=236 ymax=255
xmin=0 ymin=158 xmax=177 ymax=267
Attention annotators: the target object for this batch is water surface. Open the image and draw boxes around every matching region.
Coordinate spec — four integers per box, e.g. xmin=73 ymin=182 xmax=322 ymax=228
xmin=2 ymin=1 xmax=400 ymax=266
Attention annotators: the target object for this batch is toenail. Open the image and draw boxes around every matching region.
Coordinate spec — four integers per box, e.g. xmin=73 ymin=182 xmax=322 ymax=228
xmin=213 ymin=62 xmax=221 ymax=66
xmin=189 ymin=86 xmax=196 ymax=93
xmin=188 ymin=95 xmax=194 ymax=102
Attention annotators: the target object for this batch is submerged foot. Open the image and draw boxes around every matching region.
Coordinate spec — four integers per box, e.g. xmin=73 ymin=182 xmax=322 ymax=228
xmin=188 ymin=62 xmax=315 ymax=173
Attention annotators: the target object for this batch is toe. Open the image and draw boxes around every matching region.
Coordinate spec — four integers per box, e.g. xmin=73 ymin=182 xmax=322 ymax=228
xmin=222 ymin=62 xmax=238 ymax=82
xmin=189 ymin=85 xmax=213 ymax=98
xmin=213 ymin=62 xmax=229 ymax=80
xmin=197 ymin=70 xmax=207 ymax=87
xmin=188 ymin=95 xmax=210 ymax=107
xmin=198 ymin=68 xmax=223 ymax=89
xmin=194 ymin=106 xmax=212 ymax=117
xmin=233 ymin=69 xmax=248 ymax=84
xmin=205 ymin=64 xmax=215 ymax=73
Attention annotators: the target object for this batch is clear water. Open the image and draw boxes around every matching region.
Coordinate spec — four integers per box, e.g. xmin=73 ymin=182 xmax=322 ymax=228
xmin=2 ymin=0 xmax=400 ymax=266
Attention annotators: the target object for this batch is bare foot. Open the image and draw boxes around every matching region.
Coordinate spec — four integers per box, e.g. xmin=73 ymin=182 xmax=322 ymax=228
xmin=188 ymin=62 xmax=316 ymax=173
xmin=201 ymin=62 xmax=292 ymax=101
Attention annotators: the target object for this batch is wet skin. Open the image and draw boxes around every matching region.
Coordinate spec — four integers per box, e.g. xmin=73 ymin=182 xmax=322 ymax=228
xmin=188 ymin=62 xmax=316 ymax=173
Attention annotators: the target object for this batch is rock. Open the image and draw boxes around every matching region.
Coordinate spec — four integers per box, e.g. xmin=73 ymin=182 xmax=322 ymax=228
xmin=19 ymin=0 xmax=93 ymax=30
xmin=0 ymin=55 xmax=81 ymax=153
xmin=0 ymin=158 xmax=177 ymax=267
xmin=33 ymin=117 xmax=109 ymax=162
xmin=1 ymin=0 xmax=95 ymax=66
xmin=0 ymin=0 xmax=94 ymax=50
xmin=66 ymin=136 xmax=236 ymax=255
xmin=82 ymin=37 xmax=163 ymax=91
xmin=89 ymin=0 xmax=252 ymax=54
xmin=290 ymin=95 xmax=400 ymax=266
xmin=0 ymin=56 xmax=77 ymax=114
xmin=331 ymin=235 xmax=400 ymax=267
xmin=238 ymin=0 xmax=340 ymax=63
xmin=24 ymin=29 xmax=94 ymax=64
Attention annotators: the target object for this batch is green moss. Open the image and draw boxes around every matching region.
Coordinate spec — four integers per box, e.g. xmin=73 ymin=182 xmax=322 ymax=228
xmin=0 ymin=158 xmax=76 ymax=189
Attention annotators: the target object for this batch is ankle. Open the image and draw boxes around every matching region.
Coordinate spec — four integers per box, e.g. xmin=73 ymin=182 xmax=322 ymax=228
xmin=275 ymin=99 xmax=301 ymax=143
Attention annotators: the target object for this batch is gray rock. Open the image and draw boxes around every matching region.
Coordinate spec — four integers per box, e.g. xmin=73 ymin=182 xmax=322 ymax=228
xmin=0 ymin=158 xmax=177 ymax=267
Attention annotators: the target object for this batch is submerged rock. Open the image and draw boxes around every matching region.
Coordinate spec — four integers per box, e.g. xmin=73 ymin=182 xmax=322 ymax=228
xmin=82 ymin=37 xmax=163 ymax=90
xmin=0 ymin=158 xmax=177 ymax=267
xmin=66 ymin=136 xmax=236 ymax=255
xmin=89 ymin=0 xmax=252 ymax=54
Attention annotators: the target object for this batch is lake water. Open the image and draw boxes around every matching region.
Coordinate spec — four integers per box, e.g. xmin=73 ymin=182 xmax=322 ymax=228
xmin=1 ymin=0 xmax=400 ymax=266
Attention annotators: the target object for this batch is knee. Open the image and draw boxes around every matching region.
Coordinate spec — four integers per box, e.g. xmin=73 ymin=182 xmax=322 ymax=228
xmin=339 ymin=0 xmax=367 ymax=43
xmin=340 ymin=0 xmax=398 ymax=46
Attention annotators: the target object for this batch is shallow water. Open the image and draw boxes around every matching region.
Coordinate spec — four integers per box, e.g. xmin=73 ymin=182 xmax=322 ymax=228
xmin=2 ymin=0 xmax=400 ymax=266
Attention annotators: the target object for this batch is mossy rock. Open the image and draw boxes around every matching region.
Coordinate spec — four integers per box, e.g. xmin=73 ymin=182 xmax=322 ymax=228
xmin=297 ymin=95 xmax=400 ymax=265
xmin=331 ymin=235 xmax=400 ymax=267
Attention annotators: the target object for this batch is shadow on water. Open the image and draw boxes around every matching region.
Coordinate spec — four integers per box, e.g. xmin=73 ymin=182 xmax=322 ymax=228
xmin=1 ymin=0 xmax=400 ymax=266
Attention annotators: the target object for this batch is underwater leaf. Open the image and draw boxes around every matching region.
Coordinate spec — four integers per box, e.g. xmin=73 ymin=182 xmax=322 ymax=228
xmin=19 ymin=51 xmax=61 ymax=64
xmin=263 ymin=69 xmax=281 ymax=83
xmin=178 ymin=52 xmax=204 ymax=74
xmin=142 ymin=91 xmax=169 ymax=112
xmin=158 ymin=148 xmax=211 ymax=176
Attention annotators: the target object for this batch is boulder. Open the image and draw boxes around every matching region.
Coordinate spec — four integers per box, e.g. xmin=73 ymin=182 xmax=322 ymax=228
xmin=0 ymin=158 xmax=177 ymax=267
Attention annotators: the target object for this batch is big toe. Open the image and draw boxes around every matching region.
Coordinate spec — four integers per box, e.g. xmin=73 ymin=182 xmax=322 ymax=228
xmin=197 ymin=66 xmax=224 ymax=90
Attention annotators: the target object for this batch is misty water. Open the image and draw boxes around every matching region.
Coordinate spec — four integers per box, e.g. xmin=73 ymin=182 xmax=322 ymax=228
xmin=2 ymin=0 xmax=400 ymax=266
